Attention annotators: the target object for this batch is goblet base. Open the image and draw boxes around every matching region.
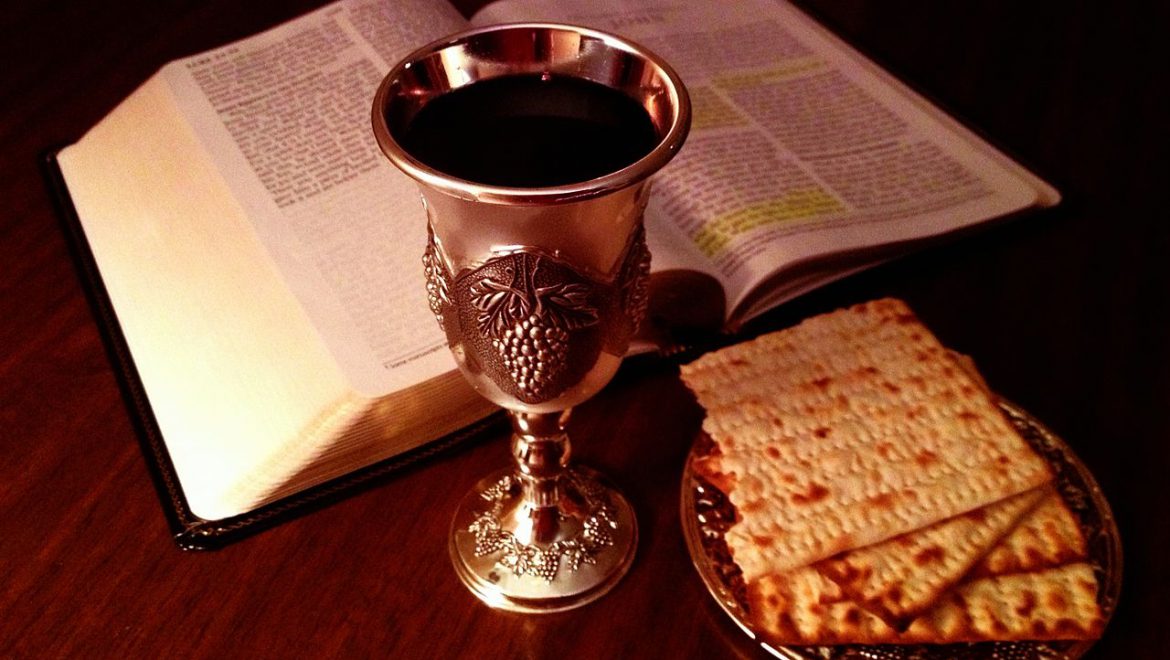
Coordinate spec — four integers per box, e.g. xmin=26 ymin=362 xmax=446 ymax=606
xmin=449 ymin=466 xmax=637 ymax=613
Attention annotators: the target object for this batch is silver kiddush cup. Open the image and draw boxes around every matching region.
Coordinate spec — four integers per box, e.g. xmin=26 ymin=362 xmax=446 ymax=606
xmin=372 ymin=23 xmax=689 ymax=613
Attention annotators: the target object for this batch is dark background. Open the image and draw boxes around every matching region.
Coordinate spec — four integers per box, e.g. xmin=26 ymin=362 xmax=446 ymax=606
xmin=2 ymin=1 xmax=1166 ymax=657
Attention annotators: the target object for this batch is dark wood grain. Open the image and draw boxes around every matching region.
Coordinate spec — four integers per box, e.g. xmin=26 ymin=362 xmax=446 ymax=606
xmin=2 ymin=1 xmax=1166 ymax=657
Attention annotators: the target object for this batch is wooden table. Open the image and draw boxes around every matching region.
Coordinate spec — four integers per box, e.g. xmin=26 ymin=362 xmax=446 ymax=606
xmin=2 ymin=1 xmax=1165 ymax=657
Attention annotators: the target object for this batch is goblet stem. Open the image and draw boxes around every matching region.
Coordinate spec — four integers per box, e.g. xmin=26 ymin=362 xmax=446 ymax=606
xmin=510 ymin=410 xmax=572 ymax=544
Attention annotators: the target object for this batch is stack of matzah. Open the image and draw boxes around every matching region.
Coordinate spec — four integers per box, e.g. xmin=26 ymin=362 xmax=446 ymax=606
xmin=680 ymin=299 xmax=1104 ymax=646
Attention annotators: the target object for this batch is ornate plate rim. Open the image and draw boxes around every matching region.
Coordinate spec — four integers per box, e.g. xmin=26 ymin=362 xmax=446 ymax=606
xmin=680 ymin=398 xmax=1123 ymax=659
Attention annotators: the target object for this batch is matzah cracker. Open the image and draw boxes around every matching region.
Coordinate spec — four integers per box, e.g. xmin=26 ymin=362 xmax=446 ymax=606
xmin=748 ymin=563 xmax=1104 ymax=645
xmin=969 ymin=489 xmax=1088 ymax=579
xmin=817 ymin=487 xmax=1045 ymax=628
xmin=743 ymin=486 xmax=1101 ymax=645
xmin=902 ymin=563 xmax=1104 ymax=642
xmin=681 ymin=299 xmax=1053 ymax=579
xmin=747 ymin=566 xmax=893 ymax=644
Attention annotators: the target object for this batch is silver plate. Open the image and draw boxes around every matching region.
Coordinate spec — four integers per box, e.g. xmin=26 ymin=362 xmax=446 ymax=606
xmin=680 ymin=399 xmax=1122 ymax=659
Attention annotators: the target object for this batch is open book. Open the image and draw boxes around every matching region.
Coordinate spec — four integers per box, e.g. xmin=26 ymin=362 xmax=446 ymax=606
xmin=53 ymin=0 xmax=1057 ymax=544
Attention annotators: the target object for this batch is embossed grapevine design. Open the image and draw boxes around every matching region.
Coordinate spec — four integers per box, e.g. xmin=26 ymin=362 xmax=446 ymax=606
xmin=620 ymin=226 xmax=651 ymax=335
xmin=469 ymin=472 xmax=617 ymax=581
xmin=421 ymin=229 xmax=450 ymax=330
xmin=470 ymin=254 xmax=598 ymax=401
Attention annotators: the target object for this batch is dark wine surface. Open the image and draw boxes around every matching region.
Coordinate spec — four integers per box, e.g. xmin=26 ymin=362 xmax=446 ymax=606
xmin=398 ymin=74 xmax=659 ymax=187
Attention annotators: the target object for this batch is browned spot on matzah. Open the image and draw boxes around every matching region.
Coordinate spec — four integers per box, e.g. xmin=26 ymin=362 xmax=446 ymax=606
xmin=1047 ymin=590 xmax=1068 ymax=612
xmin=1055 ymin=618 xmax=1086 ymax=637
xmin=792 ymin=482 xmax=830 ymax=505
xmin=739 ymin=500 xmax=764 ymax=513
xmin=913 ymin=546 xmax=945 ymax=565
xmin=1025 ymin=547 xmax=1045 ymax=565
xmin=915 ymin=449 xmax=939 ymax=466
xmin=1016 ymin=590 xmax=1038 ymax=617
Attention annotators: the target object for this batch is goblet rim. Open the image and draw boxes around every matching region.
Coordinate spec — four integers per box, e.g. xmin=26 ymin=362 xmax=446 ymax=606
xmin=370 ymin=21 xmax=691 ymax=206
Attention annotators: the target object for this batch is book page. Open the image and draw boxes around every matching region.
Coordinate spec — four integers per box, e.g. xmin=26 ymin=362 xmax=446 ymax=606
xmin=160 ymin=0 xmax=468 ymax=395
xmin=473 ymin=0 xmax=1052 ymax=322
xmin=59 ymin=73 xmax=359 ymax=521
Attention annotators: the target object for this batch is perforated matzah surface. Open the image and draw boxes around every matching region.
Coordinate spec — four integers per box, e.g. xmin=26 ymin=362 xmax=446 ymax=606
xmin=680 ymin=299 xmax=1053 ymax=579
xmin=817 ymin=487 xmax=1045 ymax=627
xmin=969 ymin=489 xmax=1088 ymax=579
